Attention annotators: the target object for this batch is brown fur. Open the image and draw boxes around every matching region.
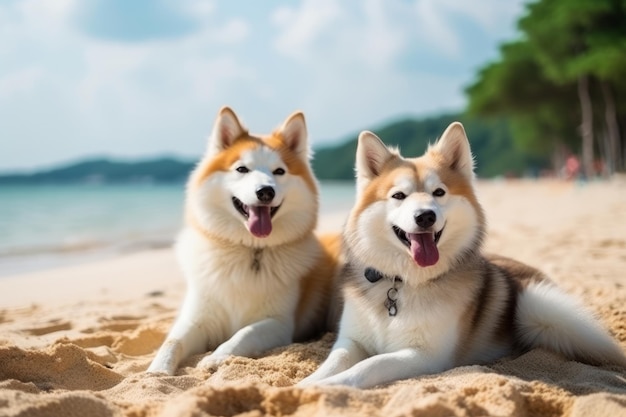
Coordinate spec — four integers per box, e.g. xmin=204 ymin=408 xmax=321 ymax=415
xmin=295 ymin=233 xmax=343 ymax=340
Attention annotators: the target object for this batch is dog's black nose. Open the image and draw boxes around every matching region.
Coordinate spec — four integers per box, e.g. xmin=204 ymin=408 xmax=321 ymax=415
xmin=415 ymin=210 xmax=436 ymax=228
xmin=256 ymin=186 xmax=275 ymax=203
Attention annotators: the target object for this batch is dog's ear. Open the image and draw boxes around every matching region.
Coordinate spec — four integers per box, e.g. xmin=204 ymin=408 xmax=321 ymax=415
xmin=432 ymin=122 xmax=474 ymax=179
xmin=278 ymin=111 xmax=309 ymax=160
xmin=356 ymin=131 xmax=394 ymax=192
xmin=207 ymin=106 xmax=246 ymax=155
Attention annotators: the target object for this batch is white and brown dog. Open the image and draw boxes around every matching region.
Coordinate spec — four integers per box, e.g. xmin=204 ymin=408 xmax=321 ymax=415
xmin=299 ymin=122 xmax=626 ymax=388
xmin=148 ymin=107 xmax=341 ymax=375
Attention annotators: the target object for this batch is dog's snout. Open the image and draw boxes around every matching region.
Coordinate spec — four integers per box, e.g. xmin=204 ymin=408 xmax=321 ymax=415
xmin=415 ymin=210 xmax=436 ymax=228
xmin=256 ymin=186 xmax=275 ymax=203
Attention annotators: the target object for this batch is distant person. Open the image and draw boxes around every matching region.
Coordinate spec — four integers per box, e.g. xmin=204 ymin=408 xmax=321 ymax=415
xmin=564 ymin=154 xmax=581 ymax=180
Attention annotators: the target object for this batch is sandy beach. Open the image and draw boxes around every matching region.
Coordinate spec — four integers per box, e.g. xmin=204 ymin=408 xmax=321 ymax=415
xmin=1 ymin=179 xmax=625 ymax=417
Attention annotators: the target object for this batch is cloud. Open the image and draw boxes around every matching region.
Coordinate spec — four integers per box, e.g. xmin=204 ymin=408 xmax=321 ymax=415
xmin=0 ymin=67 xmax=43 ymax=97
xmin=271 ymin=0 xmax=342 ymax=61
xmin=269 ymin=0 xmax=475 ymax=71
xmin=0 ymin=0 xmax=527 ymax=170
xmin=208 ymin=18 xmax=249 ymax=45
xmin=413 ymin=0 xmax=462 ymax=59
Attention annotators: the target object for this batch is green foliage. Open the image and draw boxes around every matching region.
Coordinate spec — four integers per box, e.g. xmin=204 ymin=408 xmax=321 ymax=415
xmin=1 ymin=115 xmax=550 ymax=184
xmin=312 ymin=114 xmax=549 ymax=180
xmin=467 ymin=0 xmax=626 ymax=174
xmin=520 ymin=0 xmax=626 ymax=82
xmin=466 ymin=40 xmax=581 ymax=158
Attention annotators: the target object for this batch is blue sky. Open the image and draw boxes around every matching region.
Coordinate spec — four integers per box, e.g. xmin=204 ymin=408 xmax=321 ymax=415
xmin=0 ymin=0 xmax=527 ymax=172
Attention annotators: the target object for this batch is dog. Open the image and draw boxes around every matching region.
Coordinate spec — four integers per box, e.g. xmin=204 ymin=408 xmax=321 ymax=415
xmin=298 ymin=122 xmax=626 ymax=388
xmin=148 ymin=107 xmax=341 ymax=375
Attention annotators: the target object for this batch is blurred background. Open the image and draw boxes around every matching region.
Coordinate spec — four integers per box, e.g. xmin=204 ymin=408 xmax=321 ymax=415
xmin=1 ymin=0 xmax=625 ymax=276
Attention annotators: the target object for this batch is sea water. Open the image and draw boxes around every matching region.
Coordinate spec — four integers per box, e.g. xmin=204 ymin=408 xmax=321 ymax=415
xmin=0 ymin=182 xmax=355 ymax=277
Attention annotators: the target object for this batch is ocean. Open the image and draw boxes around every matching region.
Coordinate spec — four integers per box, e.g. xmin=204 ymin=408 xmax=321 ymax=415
xmin=0 ymin=182 xmax=356 ymax=277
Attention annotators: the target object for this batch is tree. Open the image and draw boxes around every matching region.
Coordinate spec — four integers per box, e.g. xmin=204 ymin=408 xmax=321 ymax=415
xmin=520 ymin=0 xmax=626 ymax=175
xmin=468 ymin=0 xmax=626 ymax=177
xmin=466 ymin=40 xmax=579 ymax=173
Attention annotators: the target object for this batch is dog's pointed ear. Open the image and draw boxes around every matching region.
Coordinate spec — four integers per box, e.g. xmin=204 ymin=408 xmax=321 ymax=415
xmin=207 ymin=106 xmax=246 ymax=155
xmin=356 ymin=131 xmax=394 ymax=192
xmin=278 ymin=111 xmax=309 ymax=159
xmin=432 ymin=122 xmax=474 ymax=178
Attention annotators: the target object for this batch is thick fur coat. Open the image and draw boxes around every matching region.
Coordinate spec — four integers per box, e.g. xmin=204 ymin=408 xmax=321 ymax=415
xmin=299 ymin=122 xmax=626 ymax=388
xmin=148 ymin=107 xmax=340 ymax=375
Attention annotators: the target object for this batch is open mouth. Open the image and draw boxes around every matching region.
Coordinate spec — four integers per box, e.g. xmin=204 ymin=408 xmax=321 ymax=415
xmin=392 ymin=225 xmax=443 ymax=267
xmin=392 ymin=225 xmax=443 ymax=247
xmin=232 ymin=196 xmax=281 ymax=238
xmin=232 ymin=196 xmax=280 ymax=219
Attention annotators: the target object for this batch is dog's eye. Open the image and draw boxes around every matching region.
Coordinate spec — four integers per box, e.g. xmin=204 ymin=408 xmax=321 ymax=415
xmin=391 ymin=192 xmax=406 ymax=200
xmin=433 ymin=188 xmax=446 ymax=197
xmin=273 ymin=168 xmax=286 ymax=176
xmin=236 ymin=166 xmax=249 ymax=174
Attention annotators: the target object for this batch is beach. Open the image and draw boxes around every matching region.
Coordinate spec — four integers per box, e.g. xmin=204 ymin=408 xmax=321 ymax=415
xmin=1 ymin=179 xmax=625 ymax=417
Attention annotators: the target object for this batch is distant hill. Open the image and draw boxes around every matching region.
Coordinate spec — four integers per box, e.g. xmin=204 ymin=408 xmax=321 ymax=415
xmin=0 ymin=114 xmax=550 ymax=185
xmin=311 ymin=113 xmax=549 ymax=180
xmin=0 ymin=157 xmax=195 ymax=185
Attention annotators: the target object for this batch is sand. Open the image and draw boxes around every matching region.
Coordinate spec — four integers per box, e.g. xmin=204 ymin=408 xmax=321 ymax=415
xmin=1 ymin=179 xmax=625 ymax=417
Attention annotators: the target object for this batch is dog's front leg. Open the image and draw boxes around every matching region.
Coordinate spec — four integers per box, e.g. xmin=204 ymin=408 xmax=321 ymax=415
xmin=197 ymin=317 xmax=292 ymax=370
xmin=147 ymin=308 xmax=210 ymax=375
xmin=297 ymin=337 xmax=368 ymax=386
xmin=309 ymin=348 xmax=447 ymax=388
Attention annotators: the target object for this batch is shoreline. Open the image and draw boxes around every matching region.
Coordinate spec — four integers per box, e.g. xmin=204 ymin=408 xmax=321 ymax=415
xmin=0 ymin=181 xmax=354 ymax=279
xmin=0 ymin=178 xmax=621 ymax=301
xmin=0 ymin=208 xmax=350 ymax=309
xmin=0 ymin=210 xmax=350 ymax=281
xmin=0 ymin=176 xmax=613 ymax=281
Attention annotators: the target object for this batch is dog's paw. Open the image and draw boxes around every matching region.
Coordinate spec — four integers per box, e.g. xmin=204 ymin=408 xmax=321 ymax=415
xmin=296 ymin=379 xmax=313 ymax=388
xmin=145 ymin=362 xmax=175 ymax=376
xmin=298 ymin=373 xmax=361 ymax=388
xmin=297 ymin=374 xmax=337 ymax=388
xmin=197 ymin=353 xmax=230 ymax=371
xmin=297 ymin=378 xmax=335 ymax=388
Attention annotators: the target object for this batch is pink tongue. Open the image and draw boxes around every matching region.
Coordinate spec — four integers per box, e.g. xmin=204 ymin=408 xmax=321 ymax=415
xmin=248 ymin=206 xmax=272 ymax=238
xmin=408 ymin=233 xmax=439 ymax=267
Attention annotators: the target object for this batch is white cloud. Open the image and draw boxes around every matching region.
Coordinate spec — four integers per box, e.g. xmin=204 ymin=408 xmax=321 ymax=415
xmin=0 ymin=0 xmax=527 ymax=170
xmin=0 ymin=68 xmax=44 ymax=97
xmin=413 ymin=0 xmax=461 ymax=59
xmin=77 ymin=43 xmax=150 ymax=110
xmin=411 ymin=0 xmax=527 ymax=59
xmin=208 ymin=18 xmax=249 ymax=44
xmin=18 ymin=0 xmax=75 ymax=28
xmin=272 ymin=0 xmax=342 ymax=61
xmin=178 ymin=0 xmax=216 ymax=20
xmin=182 ymin=55 xmax=256 ymax=102
xmin=357 ymin=0 xmax=410 ymax=70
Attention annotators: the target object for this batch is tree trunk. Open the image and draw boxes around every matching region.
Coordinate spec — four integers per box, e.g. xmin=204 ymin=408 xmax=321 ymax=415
xmin=552 ymin=141 xmax=567 ymax=178
xmin=577 ymin=74 xmax=595 ymax=178
xmin=600 ymin=81 xmax=622 ymax=173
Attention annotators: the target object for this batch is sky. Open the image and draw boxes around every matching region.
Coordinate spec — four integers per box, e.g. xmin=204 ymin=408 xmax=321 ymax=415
xmin=0 ymin=0 xmax=527 ymax=172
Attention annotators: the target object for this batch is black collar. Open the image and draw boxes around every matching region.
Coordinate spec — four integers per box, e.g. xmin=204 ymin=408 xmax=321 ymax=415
xmin=364 ymin=267 xmax=402 ymax=284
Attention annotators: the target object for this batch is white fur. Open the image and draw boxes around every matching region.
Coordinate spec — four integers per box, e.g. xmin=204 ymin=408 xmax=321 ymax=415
xmin=148 ymin=228 xmax=322 ymax=374
xmin=148 ymin=108 xmax=324 ymax=375
xmin=300 ymin=126 xmax=483 ymax=387
xmin=517 ymin=282 xmax=626 ymax=366
xmin=189 ymin=147 xmax=317 ymax=248
xmin=299 ymin=283 xmax=465 ymax=387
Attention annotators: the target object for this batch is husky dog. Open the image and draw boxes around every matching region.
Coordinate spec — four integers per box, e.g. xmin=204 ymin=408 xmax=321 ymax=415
xmin=148 ymin=107 xmax=340 ymax=375
xmin=299 ymin=122 xmax=626 ymax=388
